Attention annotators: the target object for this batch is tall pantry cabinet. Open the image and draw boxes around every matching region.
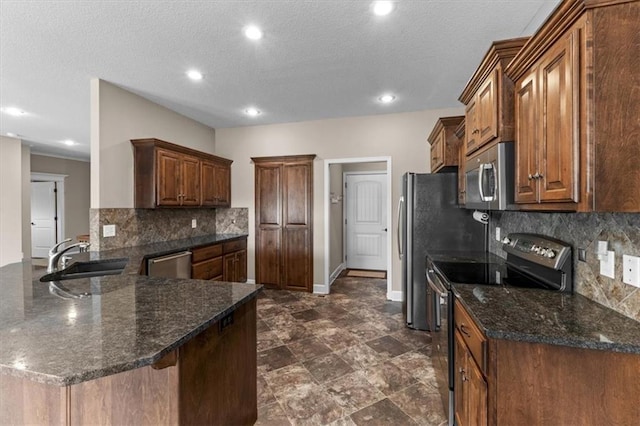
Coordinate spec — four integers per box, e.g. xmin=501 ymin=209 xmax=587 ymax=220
xmin=253 ymin=155 xmax=315 ymax=292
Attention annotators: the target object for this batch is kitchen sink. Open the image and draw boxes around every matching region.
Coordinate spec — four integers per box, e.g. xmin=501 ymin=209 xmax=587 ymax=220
xmin=39 ymin=258 xmax=128 ymax=282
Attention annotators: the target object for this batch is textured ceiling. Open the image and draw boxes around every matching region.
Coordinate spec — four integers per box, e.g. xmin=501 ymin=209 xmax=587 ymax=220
xmin=0 ymin=0 xmax=561 ymax=160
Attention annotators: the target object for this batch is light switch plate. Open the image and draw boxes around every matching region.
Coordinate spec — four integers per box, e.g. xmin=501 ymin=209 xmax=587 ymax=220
xmin=103 ymin=224 xmax=116 ymax=238
xmin=191 ymin=218 xmax=197 ymax=229
xmin=496 ymin=227 xmax=501 ymax=242
xmin=623 ymin=255 xmax=640 ymax=287
xmin=600 ymin=250 xmax=615 ymax=279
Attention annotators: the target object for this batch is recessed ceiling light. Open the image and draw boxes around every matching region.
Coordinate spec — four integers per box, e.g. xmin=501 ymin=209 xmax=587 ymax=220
xmin=2 ymin=107 xmax=27 ymax=117
xmin=378 ymin=94 xmax=396 ymax=104
xmin=244 ymin=25 xmax=263 ymax=40
xmin=372 ymin=1 xmax=394 ymax=16
xmin=62 ymin=139 xmax=76 ymax=146
xmin=245 ymin=107 xmax=261 ymax=117
xmin=186 ymin=69 xmax=203 ymax=81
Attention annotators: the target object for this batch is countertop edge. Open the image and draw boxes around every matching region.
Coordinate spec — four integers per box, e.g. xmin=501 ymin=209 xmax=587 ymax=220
xmin=3 ymin=286 xmax=262 ymax=387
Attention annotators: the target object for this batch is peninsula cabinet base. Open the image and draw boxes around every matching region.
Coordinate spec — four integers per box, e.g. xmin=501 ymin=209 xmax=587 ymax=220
xmin=492 ymin=339 xmax=640 ymax=425
xmin=0 ymin=299 xmax=257 ymax=426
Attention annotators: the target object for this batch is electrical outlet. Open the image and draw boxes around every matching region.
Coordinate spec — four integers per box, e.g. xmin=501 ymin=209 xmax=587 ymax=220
xmin=103 ymin=224 xmax=116 ymax=238
xmin=623 ymin=255 xmax=640 ymax=287
xmin=496 ymin=227 xmax=501 ymax=242
xmin=191 ymin=218 xmax=197 ymax=229
xmin=600 ymin=250 xmax=615 ymax=279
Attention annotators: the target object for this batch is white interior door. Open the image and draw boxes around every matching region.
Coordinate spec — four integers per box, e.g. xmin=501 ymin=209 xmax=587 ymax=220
xmin=345 ymin=173 xmax=387 ymax=270
xmin=31 ymin=181 xmax=57 ymax=258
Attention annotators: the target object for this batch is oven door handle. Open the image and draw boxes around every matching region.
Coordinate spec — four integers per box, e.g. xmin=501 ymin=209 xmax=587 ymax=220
xmin=426 ymin=269 xmax=448 ymax=298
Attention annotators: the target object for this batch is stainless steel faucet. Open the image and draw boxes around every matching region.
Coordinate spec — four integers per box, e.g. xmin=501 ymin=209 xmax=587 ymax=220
xmin=47 ymin=239 xmax=90 ymax=273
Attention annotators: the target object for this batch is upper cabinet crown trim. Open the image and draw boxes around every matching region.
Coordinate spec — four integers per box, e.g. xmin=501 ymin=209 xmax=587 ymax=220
xmin=505 ymin=0 xmax=632 ymax=81
xmin=458 ymin=37 xmax=530 ymax=104
xmin=131 ymin=138 xmax=232 ymax=165
xmin=427 ymin=116 xmax=466 ymax=143
xmin=251 ymin=154 xmax=317 ymax=164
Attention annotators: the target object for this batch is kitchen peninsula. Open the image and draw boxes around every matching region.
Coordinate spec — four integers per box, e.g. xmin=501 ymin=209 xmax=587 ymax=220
xmin=0 ymin=234 xmax=260 ymax=425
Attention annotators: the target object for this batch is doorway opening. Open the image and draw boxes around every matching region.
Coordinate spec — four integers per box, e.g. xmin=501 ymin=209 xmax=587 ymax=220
xmin=30 ymin=172 xmax=66 ymax=258
xmin=323 ymin=157 xmax=392 ymax=299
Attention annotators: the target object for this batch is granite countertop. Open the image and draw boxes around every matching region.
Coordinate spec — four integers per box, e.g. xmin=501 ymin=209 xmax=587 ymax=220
xmin=0 ymin=233 xmax=261 ymax=386
xmin=453 ymin=284 xmax=640 ymax=355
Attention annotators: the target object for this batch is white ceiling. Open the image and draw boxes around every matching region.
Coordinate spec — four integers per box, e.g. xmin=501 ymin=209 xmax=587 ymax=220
xmin=0 ymin=0 xmax=561 ymax=161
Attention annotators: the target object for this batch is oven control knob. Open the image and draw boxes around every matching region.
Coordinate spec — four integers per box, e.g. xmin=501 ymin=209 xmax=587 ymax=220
xmin=538 ymin=248 xmax=547 ymax=256
xmin=545 ymin=249 xmax=556 ymax=258
xmin=501 ymin=237 xmax=511 ymax=244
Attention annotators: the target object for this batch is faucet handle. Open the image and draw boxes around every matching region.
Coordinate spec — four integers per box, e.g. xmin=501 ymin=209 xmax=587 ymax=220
xmin=49 ymin=238 xmax=72 ymax=256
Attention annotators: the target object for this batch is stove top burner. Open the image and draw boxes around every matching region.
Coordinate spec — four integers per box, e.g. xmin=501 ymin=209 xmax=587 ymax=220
xmin=428 ymin=233 xmax=574 ymax=292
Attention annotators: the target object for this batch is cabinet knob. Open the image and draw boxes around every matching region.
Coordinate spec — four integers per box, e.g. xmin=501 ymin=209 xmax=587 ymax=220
xmin=532 ymin=172 xmax=543 ymax=179
xmin=528 ymin=174 xmax=533 ymax=180
xmin=473 ymin=128 xmax=480 ymax=134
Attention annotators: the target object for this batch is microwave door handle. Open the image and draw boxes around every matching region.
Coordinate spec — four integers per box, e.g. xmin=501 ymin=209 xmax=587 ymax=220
xmin=397 ymin=196 xmax=404 ymax=260
xmin=478 ymin=165 xmax=486 ymax=201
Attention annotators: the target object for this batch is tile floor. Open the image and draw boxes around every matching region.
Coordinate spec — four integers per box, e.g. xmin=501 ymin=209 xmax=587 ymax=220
xmin=255 ymin=274 xmax=447 ymax=426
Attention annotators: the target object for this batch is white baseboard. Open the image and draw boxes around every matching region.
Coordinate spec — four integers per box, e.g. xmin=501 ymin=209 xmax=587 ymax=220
xmin=329 ymin=262 xmax=346 ymax=286
xmin=246 ymin=278 xmax=256 ymax=284
xmin=387 ymin=290 xmax=403 ymax=302
xmin=313 ymin=284 xmax=329 ymax=295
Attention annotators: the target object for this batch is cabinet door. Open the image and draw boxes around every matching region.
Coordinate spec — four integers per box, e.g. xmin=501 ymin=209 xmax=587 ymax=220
xmin=201 ymin=160 xmax=217 ymax=206
xmin=467 ymin=355 xmax=488 ymax=426
xmin=477 ymin=70 xmax=499 ymax=147
xmin=538 ymin=29 xmax=579 ymax=203
xmin=282 ymin=163 xmax=312 ymax=291
xmin=223 ymin=253 xmax=236 ymax=282
xmin=235 ymin=249 xmax=247 ymax=283
xmin=430 ymin=130 xmax=445 ymax=172
xmin=255 ymin=165 xmax=282 ymax=288
xmin=514 ymin=69 xmax=539 ymax=203
xmin=465 ymin=99 xmax=478 ymax=154
xmin=156 ymin=149 xmax=182 ymax=206
xmin=213 ymin=164 xmax=231 ymax=207
xmin=454 ymin=330 xmax=468 ymax=426
xmin=181 ymin=155 xmax=201 ymax=206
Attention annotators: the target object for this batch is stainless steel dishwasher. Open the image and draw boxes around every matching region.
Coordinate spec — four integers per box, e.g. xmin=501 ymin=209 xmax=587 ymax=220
xmin=147 ymin=251 xmax=192 ymax=278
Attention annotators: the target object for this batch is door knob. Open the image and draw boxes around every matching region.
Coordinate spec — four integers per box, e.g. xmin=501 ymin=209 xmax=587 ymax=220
xmin=31 ymin=222 xmax=35 ymax=225
xmin=383 ymin=228 xmax=388 ymax=232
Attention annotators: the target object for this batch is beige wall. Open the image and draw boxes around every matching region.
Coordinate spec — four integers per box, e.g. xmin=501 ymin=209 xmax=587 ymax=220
xmin=91 ymin=79 xmax=216 ymax=208
xmin=0 ymin=136 xmax=24 ymax=266
xmin=216 ymin=107 xmax=463 ymax=294
xmin=31 ymin=155 xmax=91 ymax=241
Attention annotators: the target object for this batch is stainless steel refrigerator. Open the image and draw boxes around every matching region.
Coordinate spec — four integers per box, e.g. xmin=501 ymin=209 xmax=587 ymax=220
xmin=398 ymin=172 xmax=486 ymax=331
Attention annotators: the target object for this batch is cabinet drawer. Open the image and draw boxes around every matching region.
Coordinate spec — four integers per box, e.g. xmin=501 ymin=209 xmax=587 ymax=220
xmin=192 ymin=244 xmax=223 ymax=263
xmin=454 ymin=299 xmax=487 ymax=374
xmin=192 ymin=257 xmax=223 ymax=280
xmin=223 ymin=239 xmax=247 ymax=254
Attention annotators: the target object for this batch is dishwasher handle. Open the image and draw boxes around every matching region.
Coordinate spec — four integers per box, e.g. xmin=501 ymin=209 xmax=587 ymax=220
xmin=426 ymin=268 xmax=448 ymax=298
xmin=149 ymin=251 xmax=192 ymax=264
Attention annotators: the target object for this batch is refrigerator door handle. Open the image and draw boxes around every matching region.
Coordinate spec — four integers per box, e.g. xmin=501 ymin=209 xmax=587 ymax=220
xmin=397 ymin=196 xmax=404 ymax=260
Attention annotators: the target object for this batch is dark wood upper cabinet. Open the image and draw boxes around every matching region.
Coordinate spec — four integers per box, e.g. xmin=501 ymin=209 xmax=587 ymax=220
xmin=131 ymin=138 xmax=232 ymax=209
xmin=455 ymin=119 xmax=467 ymax=205
xmin=459 ymin=37 xmax=529 ymax=156
xmin=506 ymin=0 xmax=640 ymax=212
xmin=253 ymin=155 xmax=315 ymax=292
xmin=428 ymin=116 xmax=464 ymax=173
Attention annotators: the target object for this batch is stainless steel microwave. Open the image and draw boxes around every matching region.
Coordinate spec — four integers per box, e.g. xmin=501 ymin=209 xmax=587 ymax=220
xmin=465 ymin=142 xmax=514 ymax=210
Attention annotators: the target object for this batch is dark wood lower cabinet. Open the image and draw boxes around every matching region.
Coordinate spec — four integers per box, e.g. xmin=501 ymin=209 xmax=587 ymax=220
xmin=0 ymin=299 xmax=257 ymax=425
xmin=454 ymin=298 xmax=640 ymax=425
xmin=191 ymin=237 xmax=247 ymax=283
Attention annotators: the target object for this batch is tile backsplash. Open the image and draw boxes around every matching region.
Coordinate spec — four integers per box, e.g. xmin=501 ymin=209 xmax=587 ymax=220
xmin=90 ymin=208 xmax=248 ymax=251
xmin=489 ymin=211 xmax=640 ymax=322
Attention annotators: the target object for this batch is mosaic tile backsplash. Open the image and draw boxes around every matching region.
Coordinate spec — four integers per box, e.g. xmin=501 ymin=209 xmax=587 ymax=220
xmin=90 ymin=207 xmax=250 ymax=251
xmin=489 ymin=211 xmax=640 ymax=322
